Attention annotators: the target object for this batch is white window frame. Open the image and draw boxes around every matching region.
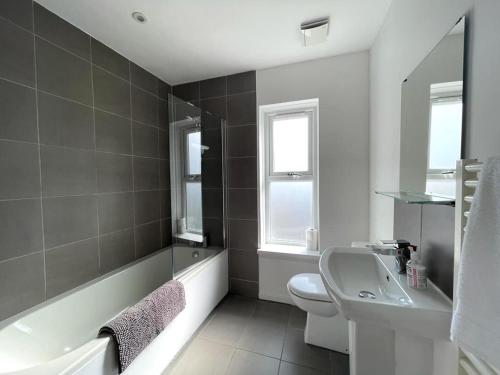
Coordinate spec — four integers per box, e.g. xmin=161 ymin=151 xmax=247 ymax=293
xmin=182 ymin=127 xmax=202 ymax=234
xmin=258 ymin=99 xmax=319 ymax=248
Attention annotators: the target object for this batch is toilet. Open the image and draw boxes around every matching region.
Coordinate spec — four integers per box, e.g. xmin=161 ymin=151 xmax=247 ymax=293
xmin=287 ymin=273 xmax=349 ymax=353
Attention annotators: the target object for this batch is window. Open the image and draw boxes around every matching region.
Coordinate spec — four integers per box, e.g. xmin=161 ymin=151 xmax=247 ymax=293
xmin=259 ymin=99 xmax=318 ymax=247
xmin=425 ymin=81 xmax=463 ymax=197
xmin=183 ymin=127 xmax=202 ymax=234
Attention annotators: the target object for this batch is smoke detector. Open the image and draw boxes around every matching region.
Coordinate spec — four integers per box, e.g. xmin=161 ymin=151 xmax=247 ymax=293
xmin=132 ymin=11 xmax=147 ymax=23
xmin=300 ymin=17 xmax=330 ymax=46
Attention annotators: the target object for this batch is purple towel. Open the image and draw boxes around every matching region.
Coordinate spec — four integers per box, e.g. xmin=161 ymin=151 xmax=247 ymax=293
xmin=99 ymin=280 xmax=186 ymax=373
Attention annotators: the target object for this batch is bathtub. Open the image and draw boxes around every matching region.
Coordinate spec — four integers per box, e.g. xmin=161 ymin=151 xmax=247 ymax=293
xmin=0 ymin=247 xmax=228 ymax=375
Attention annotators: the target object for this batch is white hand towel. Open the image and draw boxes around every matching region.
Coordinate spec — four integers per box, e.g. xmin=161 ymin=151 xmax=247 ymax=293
xmin=451 ymin=156 xmax=500 ymax=368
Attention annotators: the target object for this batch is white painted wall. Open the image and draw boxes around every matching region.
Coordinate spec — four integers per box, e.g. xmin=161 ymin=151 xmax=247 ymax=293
xmin=257 ymin=52 xmax=370 ymax=249
xmin=370 ymin=0 xmax=500 ymax=241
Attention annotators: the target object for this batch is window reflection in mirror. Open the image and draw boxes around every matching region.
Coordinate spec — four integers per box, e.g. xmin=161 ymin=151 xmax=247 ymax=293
xmin=399 ymin=17 xmax=465 ymax=199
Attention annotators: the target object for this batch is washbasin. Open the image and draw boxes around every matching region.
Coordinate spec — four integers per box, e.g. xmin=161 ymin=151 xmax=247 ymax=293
xmin=319 ymin=247 xmax=452 ymax=340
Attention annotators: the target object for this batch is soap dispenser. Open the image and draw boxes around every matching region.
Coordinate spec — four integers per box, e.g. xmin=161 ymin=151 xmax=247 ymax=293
xmin=406 ymin=246 xmax=427 ymax=289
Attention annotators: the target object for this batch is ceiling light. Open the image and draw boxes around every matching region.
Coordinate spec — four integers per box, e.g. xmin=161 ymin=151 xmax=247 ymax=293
xmin=132 ymin=11 xmax=147 ymax=23
xmin=301 ymin=17 xmax=329 ymax=46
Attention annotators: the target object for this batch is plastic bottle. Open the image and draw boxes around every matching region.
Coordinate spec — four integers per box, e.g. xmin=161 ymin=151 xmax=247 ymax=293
xmin=406 ymin=246 xmax=427 ymax=289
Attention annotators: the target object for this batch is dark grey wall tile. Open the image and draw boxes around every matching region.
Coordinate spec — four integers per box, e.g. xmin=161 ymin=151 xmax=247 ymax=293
xmin=130 ymin=63 xmax=158 ymax=95
xmin=202 ymin=129 xmax=222 ymax=159
xmin=200 ymin=76 xmax=226 ymax=99
xmin=133 ymin=157 xmax=159 ymax=191
xmin=0 ymin=141 xmax=40 ymax=199
xmin=45 ymin=238 xmax=99 ymax=298
xmin=158 ymin=99 xmax=168 ymax=130
xmin=203 ymin=218 xmax=224 ymax=248
xmin=98 ymin=192 xmax=133 ymax=234
xmin=159 ymin=159 xmax=170 ymax=189
xmin=227 ymin=92 xmax=256 ymax=126
xmin=200 ymin=97 xmax=226 ymax=120
xmin=160 ymin=189 xmax=171 ymax=219
xmin=132 ymin=122 xmax=158 ymax=158
xmin=0 ymin=199 xmax=43 ymax=261
xmin=93 ymin=66 xmax=130 ymax=117
xmin=34 ymin=3 xmax=90 ymax=60
xmin=132 ymin=86 xmax=158 ymax=126
xmin=173 ymin=81 xmax=199 ymax=102
xmin=228 ymin=157 xmax=257 ymax=188
xmin=158 ymin=81 xmax=171 ymax=100
xmin=230 ymin=249 xmax=258 ymax=281
xmin=0 ymin=79 xmax=37 ymax=142
xmin=228 ymin=189 xmax=257 ymax=220
xmin=230 ymin=278 xmax=258 ymax=298
xmin=421 ymin=205 xmax=455 ymax=299
xmin=135 ymin=221 xmax=161 ymax=258
xmin=91 ymin=38 xmax=129 ymax=80
xmin=134 ymin=190 xmax=160 ymax=225
xmin=227 ymin=71 xmax=256 ymax=95
xmin=38 ymin=92 xmax=94 ymax=149
xmin=173 ymin=99 xmax=200 ymax=121
xmin=95 ymin=110 xmax=132 ymax=154
xmin=36 ymin=37 xmax=92 ymax=105
xmin=96 ymin=152 xmax=132 ymax=193
xmin=201 ymin=110 xmax=223 ymax=130
xmin=161 ymin=219 xmax=172 ymax=248
xmin=41 ymin=146 xmax=96 ymax=196
xmin=43 ymin=195 xmax=98 ymax=248
xmin=229 ymin=219 xmax=258 ymax=251
xmin=0 ymin=18 xmax=35 ymax=86
xmin=202 ymin=158 xmax=222 ymax=188
xmin=202 ymin=189 xmax=223 ymax=218
xmin=159 ymin=129 xmax=169 ymax=159
xmin=0 ymin=252 xmax=45 ymax=321
xmin=228 ymin=125 xmax=257 ymax=157
xmin=0 ymin=0 xmax=33 ymax=31
xmin=99 ymin=229 xmax=134 ymax=274
xmin=393 ymin=200 xmax=422 ymax=248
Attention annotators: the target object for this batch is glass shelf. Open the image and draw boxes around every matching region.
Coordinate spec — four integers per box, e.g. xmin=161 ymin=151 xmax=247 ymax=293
xmin=375 ymin=191 xmax=455 ymax=205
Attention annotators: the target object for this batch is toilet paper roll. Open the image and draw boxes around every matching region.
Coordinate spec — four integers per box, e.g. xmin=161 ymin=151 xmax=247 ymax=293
xmin=306 ymin=228 xmax=319 ymax=251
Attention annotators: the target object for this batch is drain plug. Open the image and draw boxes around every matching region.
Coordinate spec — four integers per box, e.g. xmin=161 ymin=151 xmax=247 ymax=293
xmin=358 ymin=290 xmax=376 ymax=299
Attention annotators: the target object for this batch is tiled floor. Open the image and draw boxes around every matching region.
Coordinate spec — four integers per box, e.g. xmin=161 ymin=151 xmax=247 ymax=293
xmin=164 ymin=294 xmax=349 ymax=375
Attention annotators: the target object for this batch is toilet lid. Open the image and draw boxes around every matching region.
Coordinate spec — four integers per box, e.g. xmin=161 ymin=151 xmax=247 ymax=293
xmin=288 ymin=273 xmax=332 ymax=302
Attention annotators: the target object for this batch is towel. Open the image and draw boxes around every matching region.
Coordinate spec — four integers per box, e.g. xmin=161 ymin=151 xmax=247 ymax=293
xmin=99 ymin=280 xmax=186 ymax=373
xmin=451 ymin=156 xmax=500 ymax=369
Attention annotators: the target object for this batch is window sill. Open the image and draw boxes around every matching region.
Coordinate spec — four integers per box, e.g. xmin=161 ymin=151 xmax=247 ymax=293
xmin=257 ymin=244 xmax=321 ymax=261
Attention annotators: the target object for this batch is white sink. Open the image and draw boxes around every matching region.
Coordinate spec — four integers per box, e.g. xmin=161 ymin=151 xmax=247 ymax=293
xmin=319 ymin=247 xmax=452 ymax=340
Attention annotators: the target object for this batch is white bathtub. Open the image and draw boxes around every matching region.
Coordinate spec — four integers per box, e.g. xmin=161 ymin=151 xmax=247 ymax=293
xmin=0 ymin=247 xmax=228 ymax=375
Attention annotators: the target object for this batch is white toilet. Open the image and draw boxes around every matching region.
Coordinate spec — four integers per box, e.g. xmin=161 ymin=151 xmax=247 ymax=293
xmin=287 ymin=273 xmax=349 ymax=353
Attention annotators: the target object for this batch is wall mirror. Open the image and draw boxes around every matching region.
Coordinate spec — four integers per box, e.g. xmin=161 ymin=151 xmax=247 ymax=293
xmin=400 ymin=17 xmax=465 ymax=199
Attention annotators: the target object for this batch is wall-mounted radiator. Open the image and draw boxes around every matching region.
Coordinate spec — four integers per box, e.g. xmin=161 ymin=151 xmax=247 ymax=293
xmin=454 ymin=159 xmax=499 ymax=375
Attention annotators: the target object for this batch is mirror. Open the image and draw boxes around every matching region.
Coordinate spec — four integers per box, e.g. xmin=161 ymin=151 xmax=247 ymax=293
xmin=400 ymin=18 xmax=465 ymax=199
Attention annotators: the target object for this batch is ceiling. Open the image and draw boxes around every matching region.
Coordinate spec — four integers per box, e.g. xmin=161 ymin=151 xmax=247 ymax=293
xmin=36 ymin=0 xmax=392 ymax=85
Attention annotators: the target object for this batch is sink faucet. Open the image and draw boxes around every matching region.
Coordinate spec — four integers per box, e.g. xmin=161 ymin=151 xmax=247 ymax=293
xmin=368 ymin=240 xmax=413 ymax=274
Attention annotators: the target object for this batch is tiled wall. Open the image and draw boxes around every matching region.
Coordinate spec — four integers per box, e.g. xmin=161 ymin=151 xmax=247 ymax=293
xmin=0 ymin=0 xmax=172 ymax=321
xmin=173 ymin=71 xmax=258 ymax=297
xmin=393 ymin=200 xmax=455 ymax=298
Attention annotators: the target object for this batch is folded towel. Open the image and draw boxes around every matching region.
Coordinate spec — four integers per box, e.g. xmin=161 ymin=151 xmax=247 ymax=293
xmin=99 ymin=280 xmax=186 ymax=373
xmin=451 ymin=156 xmax=500 ymax=368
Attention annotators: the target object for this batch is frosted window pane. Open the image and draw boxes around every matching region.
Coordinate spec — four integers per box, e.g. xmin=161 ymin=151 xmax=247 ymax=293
xmin=428 ymin=101 xmax=462 ymax=170
xmin=272 ymin=116 xmax=309 ymax=172
xmin=269 ymin=181 xmax=313 ymax=244
xmin=186 ymin=182 xmax=202 ymax=233
xmin=187 ymin=131 xmax=201 ymax=175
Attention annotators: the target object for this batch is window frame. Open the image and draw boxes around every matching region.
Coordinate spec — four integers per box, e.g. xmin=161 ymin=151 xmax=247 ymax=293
xmin=182 ymin=126 xmax=203 ymax=235
xmin=259 ymin=99 xmax=319 ymax=248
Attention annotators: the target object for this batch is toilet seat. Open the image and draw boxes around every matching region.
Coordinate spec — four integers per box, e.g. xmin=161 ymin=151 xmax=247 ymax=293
xmin=287 ymin=273 xmax=332 ymax=302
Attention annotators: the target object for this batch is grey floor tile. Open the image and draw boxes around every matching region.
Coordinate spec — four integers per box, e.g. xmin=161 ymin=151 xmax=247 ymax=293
xmin=216 ymin=294 xmax=257 ymax=317
xmin=288 ymin=307 xmax=307 ymax=329
xmin=282 ymin=328 xmax=332 ymax=373
xmin=198 ymin=311 xmax=251 ymax=347
xmin=226 ymin=350 xmax=280 ymax=375
xmin=278 ymin=361 xmax=327 ymax=375
xmin=254 ymin=300 xmax=291 ymax=322
xmin=237 ymin=315 xmax=287 ymax=359
xmin=167 ymin=337 xmax=234 ymax=375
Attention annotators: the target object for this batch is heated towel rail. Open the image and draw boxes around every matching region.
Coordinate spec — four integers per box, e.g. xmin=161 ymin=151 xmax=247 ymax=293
xmin=454 ymin=159 xmax=499 ymax=375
